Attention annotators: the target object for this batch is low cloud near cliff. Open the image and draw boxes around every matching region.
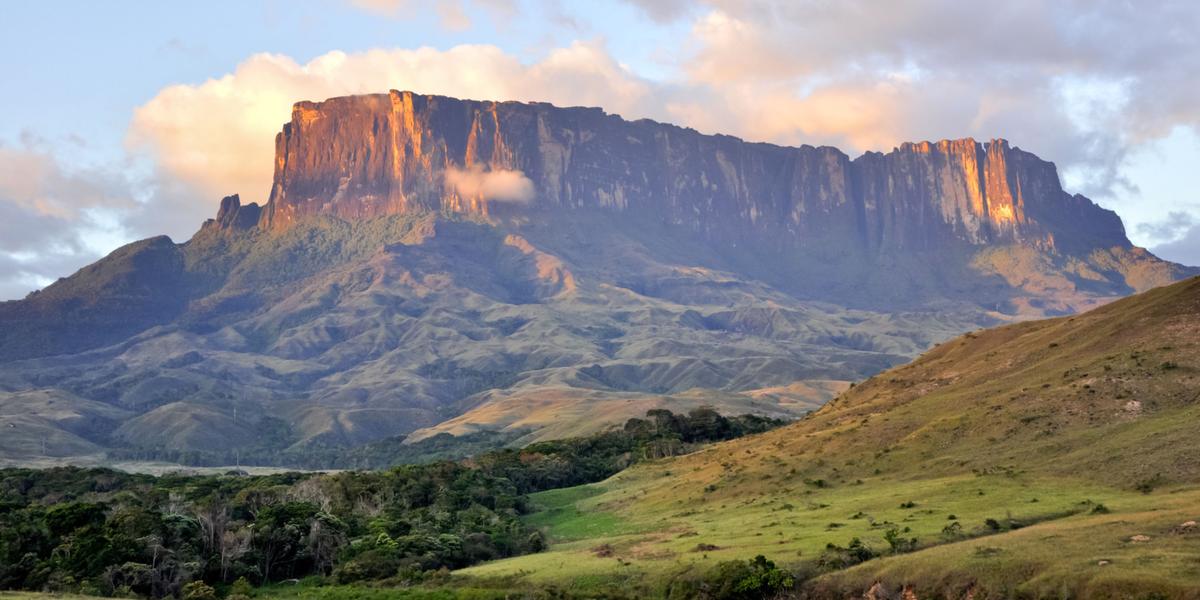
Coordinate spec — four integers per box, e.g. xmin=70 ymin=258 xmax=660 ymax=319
xmin=444 ymin=166 xmax=535 ymax=204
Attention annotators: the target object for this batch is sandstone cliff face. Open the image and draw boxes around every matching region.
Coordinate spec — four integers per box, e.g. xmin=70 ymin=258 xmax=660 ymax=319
xmin=258 ymin=90 xmax=1127 ymax=256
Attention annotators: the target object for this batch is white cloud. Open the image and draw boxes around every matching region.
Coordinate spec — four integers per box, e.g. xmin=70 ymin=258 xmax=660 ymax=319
xmin=131 ymin=2 xmax=1200 ymax=212
xmin=445 ymin=166 xmax=535 ymax=203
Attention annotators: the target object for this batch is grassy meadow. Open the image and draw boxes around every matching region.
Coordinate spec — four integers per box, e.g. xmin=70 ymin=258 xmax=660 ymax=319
xmin=456 ymin=277 xmax=1200 ymax=597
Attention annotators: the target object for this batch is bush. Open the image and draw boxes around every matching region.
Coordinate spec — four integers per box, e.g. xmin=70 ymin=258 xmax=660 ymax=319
xmin=818 ymin=538 xmax=877 ymax=570
xmin=229 ymin=576 xmax=254 ymax=597
xmin=1135 ymin=474 xmax=1164 ymax=494
xmin=0 ymin=409 xmax=785 ymax=595
xmin=182 ymin=581 xmax=217 ymax=600
xmin=883 ymin=526 xmax=918 ymax=554
xmin=700 ymin=555 xmax=795 ymax=600
xmin=333 ymin=548 xmax=403 ymax=583
xmin=941 ymin=521 xmax=964 ymax=540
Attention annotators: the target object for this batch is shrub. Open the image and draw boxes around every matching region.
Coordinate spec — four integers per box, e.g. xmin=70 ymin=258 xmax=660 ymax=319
xmin=941 ymin=521 xmax=964 ymax=540
xmin=229 ymin=576 xmax=254 ymax=597
xmin=883 ymin=526 xmax=919 ymax=553
xmin=1136 ymin=474 xmax=1165 ymax=494
xmin=181 ymin=581 xmax=217 ymax=600
xmin=818 ymin=538 xmax=877 ymax=570
xmin=700 ymin=555 xmax=795 ymax=600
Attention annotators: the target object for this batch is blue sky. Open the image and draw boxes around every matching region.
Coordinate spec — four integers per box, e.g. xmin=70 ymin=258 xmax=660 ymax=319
xmin=2 ymin=0 xmax=1199 ymax=299
xmin=0 ymin=1 xmax=673 ymax=154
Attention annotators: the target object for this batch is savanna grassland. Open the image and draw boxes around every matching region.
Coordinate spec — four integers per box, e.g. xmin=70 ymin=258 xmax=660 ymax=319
xmin=458 ymin=276 xmax=1200 ymax=598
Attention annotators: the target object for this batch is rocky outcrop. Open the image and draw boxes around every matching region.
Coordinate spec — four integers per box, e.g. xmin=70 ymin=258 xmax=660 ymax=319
xmin=257 ymin=90 xmax=1128 ymax=257
xmin=209 ymin=194 xmax=261 ymax=231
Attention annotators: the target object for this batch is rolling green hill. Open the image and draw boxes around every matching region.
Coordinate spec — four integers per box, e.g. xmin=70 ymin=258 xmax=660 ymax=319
xmin=462 ymin=276 xmax=1200 ymax=598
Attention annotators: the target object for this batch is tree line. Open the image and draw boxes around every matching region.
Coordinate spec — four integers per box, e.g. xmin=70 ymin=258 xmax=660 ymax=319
xmin=0 ymin=408 xmax=785 ymax=598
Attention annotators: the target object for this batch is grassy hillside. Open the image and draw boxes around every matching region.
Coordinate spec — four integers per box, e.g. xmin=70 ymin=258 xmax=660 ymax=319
xmin=462 ymin=276 xmax=1200 ymax=598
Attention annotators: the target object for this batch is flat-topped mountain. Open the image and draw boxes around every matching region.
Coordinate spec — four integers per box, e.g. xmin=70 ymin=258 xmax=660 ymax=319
xmin=264 ymin=92 xmax=1113 ymax=253
xmin=253 ymin=91 xmax=1184 ymax=312
xmin=0 ymin=91 xmax=1191 ymax=464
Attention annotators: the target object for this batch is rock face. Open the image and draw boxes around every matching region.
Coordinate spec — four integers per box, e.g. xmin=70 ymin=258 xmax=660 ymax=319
xmin=260 ymin=90 xmax=1124 ymax=256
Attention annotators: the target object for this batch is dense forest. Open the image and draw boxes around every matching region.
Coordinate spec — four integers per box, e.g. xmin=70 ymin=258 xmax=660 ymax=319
xmin=0 ymin=408 xmax=785 ymax=598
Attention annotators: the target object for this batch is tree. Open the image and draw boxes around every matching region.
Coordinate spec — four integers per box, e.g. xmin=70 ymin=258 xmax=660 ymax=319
xmin=686 ymin=407 xmax=731 ymax=442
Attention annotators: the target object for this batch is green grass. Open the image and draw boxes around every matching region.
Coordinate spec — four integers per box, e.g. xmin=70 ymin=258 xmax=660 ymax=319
xmin=464 ymin=472 xmax=1140 ymax=585
xmin=525 ymin=484 xmax=649 ymax=541
xmin=465 ymin=473 xmax=1200 ymax=598
xmin=814 ymin=486 xmax=1200 ymax=600
xmin=460 ymin=278 xmax=1200 ymax=597
xmin=254 ymin=585 xmax=510 ymax=600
